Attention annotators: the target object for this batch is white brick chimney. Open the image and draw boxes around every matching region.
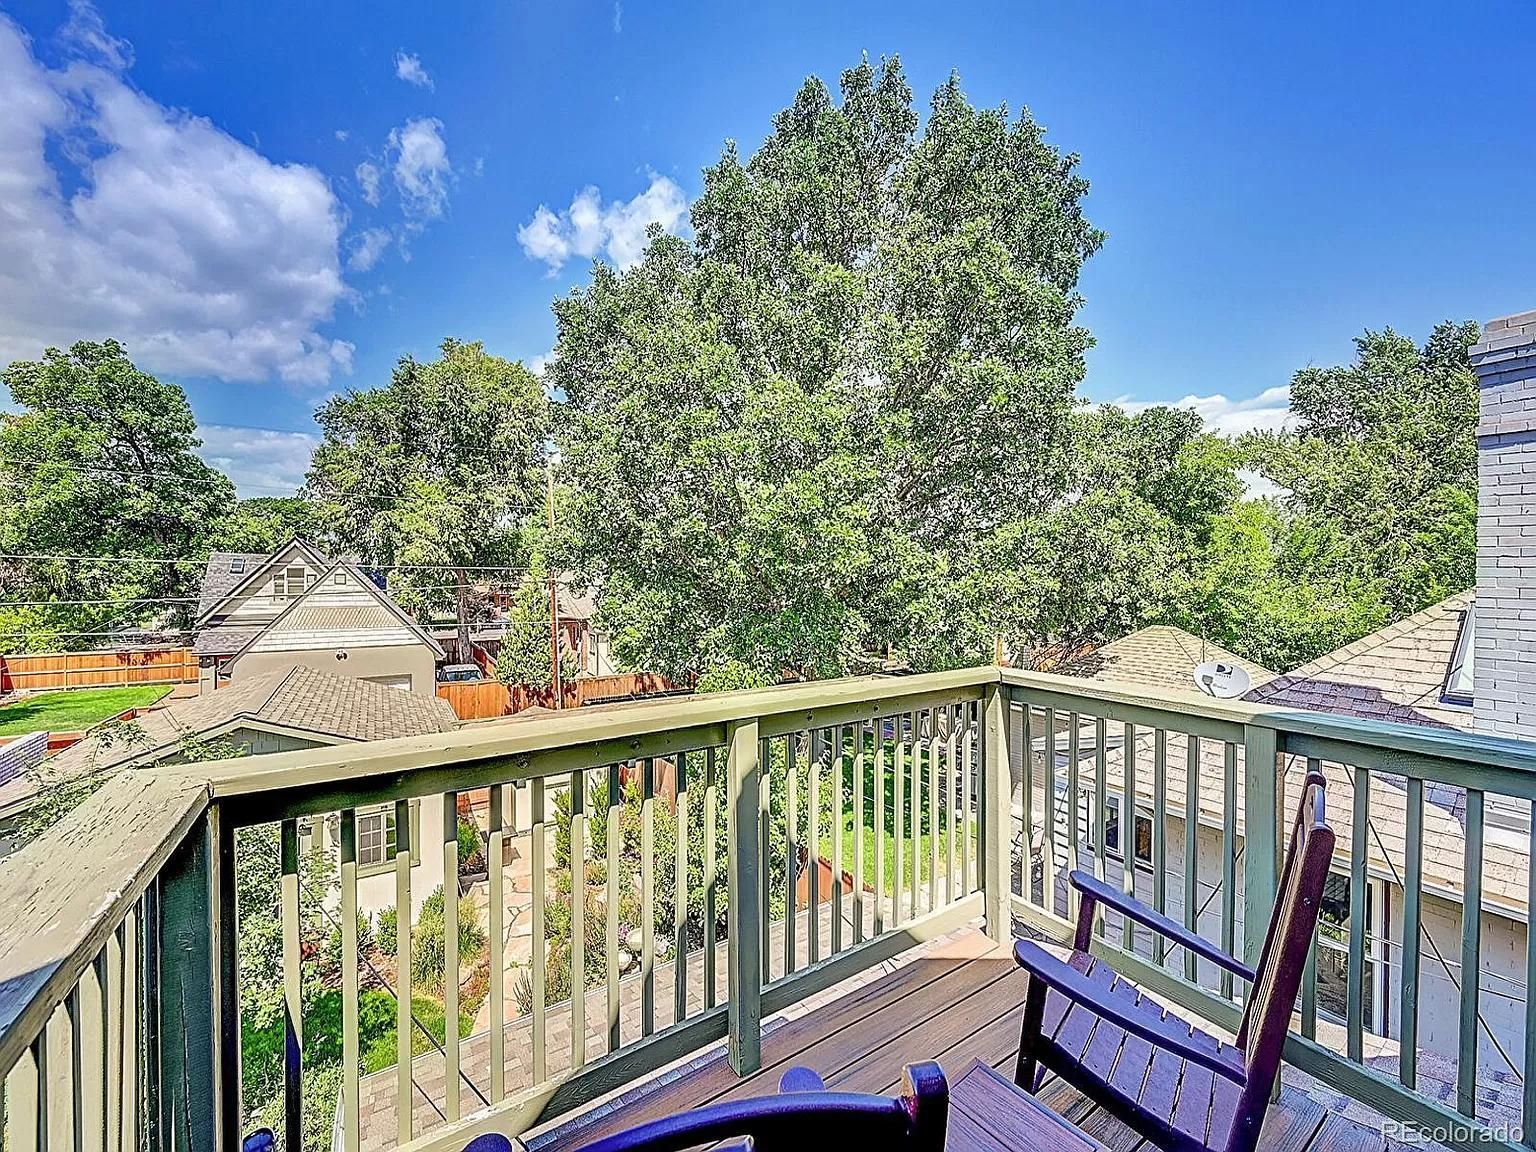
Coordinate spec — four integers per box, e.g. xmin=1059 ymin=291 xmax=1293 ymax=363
xmin=1471 ymin=310 xmax=1536 ymax=738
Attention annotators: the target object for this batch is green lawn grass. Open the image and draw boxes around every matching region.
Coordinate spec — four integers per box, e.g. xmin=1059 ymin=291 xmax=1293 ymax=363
xmin=0 ymin=685 xmax=171 ymax=736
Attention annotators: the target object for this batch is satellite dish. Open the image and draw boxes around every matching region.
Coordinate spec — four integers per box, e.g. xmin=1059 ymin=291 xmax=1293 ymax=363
xmin=1193 ymin=660 xmax=1251 ymax=699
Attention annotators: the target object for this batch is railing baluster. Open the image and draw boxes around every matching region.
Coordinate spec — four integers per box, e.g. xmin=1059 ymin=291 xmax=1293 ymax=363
xmin=119 ymin=907 xmax=137 ymax=1152
xmin=46 ymin=1003 xmax=71 ymax=1152
xmin=704 ymin=750 xmax=719 ymax=1008
xmin=853 ymin=722 xmax=866 ymax=945
xmin=394 ymin=799 xmax=412 ymax=1143
xmin=833 ymin=727 xmax=846 ymax=953
xmin=726 ymin=717 xmax=763 ymax=1074
xmin=1041 ymin=706 xmax=1057 ymax=915
xmin=962 ymin=705 xmax=975 ymax=896
xmin=947 ymin=706 xmax=959 ymax=903
xmin=280 ymin=818 xmax=305 ymax=1149
xmin=526 ymin=777 xmax=545 ymax=1083
xmin=674 ymin=751 xmax=689 ymax=1021
xmin=1067 ymin=712 xmax=1081 ymax=923
xmin=1346 ymin=769 xmax=1369 ymax=1063
xmin=606 ymin=765 xmax=621 ymax=1050
xmin=440 ymin=794 xmax=461 ymax=1120
xmin=1458 ymin=787 xmax=1484 ymax=1117
xmin=104 ymin=929 xmax=122 ymax=1152
xmin=928 ymin=709 xmax=940 ymax=915
xmin=4 ymin=1037 xmax=42 ymax=1152
xmin=894 ymin=713 xmax=906 ymax=925
xmin=341 ymin=808 xmax=361 ymax=1143
xmin=570 ymin=772 xmax=587 ymax=1069
xmin=808 ymin=735 xmax=822 ymax=963
xmin=1184 ymin=735 xmax=1200 ymax=982
xmin=1094 ymin=715 xmax=1108 ymax=900
xmin=1021 ymin=703 xmax=1033 ymax=903
xmin=1221 ymin=742 xmax=1237 ymax=1000
xmin=641 ymin=759 xmax=656 ymax=1035
xmin=488 ymin=785 xmax=506 ymax=1101
xmin=79 ymin=954 xmax=105 ymax=1152
xmin=785 ymin=738 xmax=799 ymax=970
xmin=910 ymin=715 xmax=921 ymax=919
xmin=1400 ymin=775 xmax=1423 ymax=1087
xmin=1152 ymin=728 xmax=1168 ymax=965
xmin=758 ymin=738 xmax=772 ymax=983
xmin=874 ymin=722 xmax=885 ymax=937
xmin=1121 ymin=722 xmax=1136 ymax=952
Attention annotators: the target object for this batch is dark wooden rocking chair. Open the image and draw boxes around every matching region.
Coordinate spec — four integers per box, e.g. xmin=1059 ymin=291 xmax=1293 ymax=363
xmin=1012 ymin=771 xmax=1335 ymax=1152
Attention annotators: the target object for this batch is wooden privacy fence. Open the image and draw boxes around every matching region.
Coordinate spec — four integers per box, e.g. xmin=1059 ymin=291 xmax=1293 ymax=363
xmin=438 ymin=671 xmax=679 ymax=720
xmin=0 ymin=647 xmax=199 ymax=693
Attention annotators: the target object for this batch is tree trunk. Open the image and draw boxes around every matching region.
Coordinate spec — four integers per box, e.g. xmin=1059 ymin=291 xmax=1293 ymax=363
xmin=455 ymin=567 xmax=473 ymax=665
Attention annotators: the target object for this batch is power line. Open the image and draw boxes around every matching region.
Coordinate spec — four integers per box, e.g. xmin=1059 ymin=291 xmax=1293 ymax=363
xmin=0 ymin=553 xmax=566 ymax=575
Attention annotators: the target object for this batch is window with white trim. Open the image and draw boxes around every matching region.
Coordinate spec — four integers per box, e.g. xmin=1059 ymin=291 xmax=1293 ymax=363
xmin=1315 ymin=871 xmax=1388 ymax=1033
xmin=1092 ymin=794 xmax=1153 ymax=867
xmin=273 ymin=565 xmax=310 ymax=599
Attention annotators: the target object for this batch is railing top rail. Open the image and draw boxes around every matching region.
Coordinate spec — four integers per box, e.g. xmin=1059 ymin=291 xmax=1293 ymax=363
xmin=199 ymin=667 xmax=996 ymax=804
xmin=1000 ymin=665 xmax=1536 ymax=782
xmin=0 ymin=769 xmax=210 ymax=1073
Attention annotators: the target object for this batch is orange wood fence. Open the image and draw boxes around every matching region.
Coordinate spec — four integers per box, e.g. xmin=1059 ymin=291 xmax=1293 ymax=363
xmin=437 ymin=671 xmax=680 ymax=721
xmin=0 ymin=647 xmax=199 ymax=693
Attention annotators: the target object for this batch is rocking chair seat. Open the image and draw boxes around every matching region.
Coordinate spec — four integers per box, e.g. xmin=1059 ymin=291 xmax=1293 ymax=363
xmin=1017 ymin=941 xmax=1246 ymax=1152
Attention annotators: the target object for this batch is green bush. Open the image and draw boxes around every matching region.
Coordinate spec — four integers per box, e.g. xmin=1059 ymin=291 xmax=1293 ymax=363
xmin=377 ymin=906 xmax=398 ymax=956
xmin=258 ymin=1060 xmax=343 ymax=1152
xmin=457 ymin=819 xmax=486 ymax=873
xmin=411 ymin=884 xmax=488 ymax=993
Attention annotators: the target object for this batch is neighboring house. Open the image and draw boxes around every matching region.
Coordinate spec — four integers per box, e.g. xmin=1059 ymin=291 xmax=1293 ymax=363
xmin=46 ymin=664 xmax=459 ymax=916
xmin=194 ymin=539 xmax=445 ymax=695
xmin=1056 ymin=626 xmax=1272 ymax=697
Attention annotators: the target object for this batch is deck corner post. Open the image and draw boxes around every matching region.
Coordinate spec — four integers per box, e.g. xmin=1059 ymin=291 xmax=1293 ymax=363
xmin=981 ymin=682 xmax=1011 ymax=945
xmin=156 ymin=804 xmax=235 ymax=1152
xmin=1240 ymin=723 xmax=1281 ymax=973
xmin=726 ymin=715 xmax=763 ymax=1075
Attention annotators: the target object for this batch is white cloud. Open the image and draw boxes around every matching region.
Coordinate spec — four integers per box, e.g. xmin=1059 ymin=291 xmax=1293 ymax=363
xmin=0 ymin=8 xmax=352 ymax=386
xmin=394 ymin=50 xmax=433 ymax=90
xmin=196 ymin=424 xmax=319 ymax=497
xmin=388 ymin=117 xmax=452 ymax=219
xmin=612 ymin=1 xmax=623 ymax=33
xmin=1114 ymin=385 xmax=1294 ymax=436
xmin=334 ymin=128 xmax=349 ymax=142
xmin=517 ymin=174 xmax=686 ymax=272
xmin=346 ymin=227 xmax=392 ymax=272
xmin=355 ymin=159 xmax=381 ymax=206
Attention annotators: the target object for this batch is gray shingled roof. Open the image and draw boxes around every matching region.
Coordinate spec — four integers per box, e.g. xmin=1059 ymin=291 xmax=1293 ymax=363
xmin=1244 ymin=592 xmax=1472 ymax=731
xmin=193 ymin=624 xmax=267 ymax=656
xmin=46 ymin=666 xmax=458 ymax=778
xmin=1057 ymin=625 xmax=1275 ymax=695
xmin=196 ymin=553 xmax=268 ymax=618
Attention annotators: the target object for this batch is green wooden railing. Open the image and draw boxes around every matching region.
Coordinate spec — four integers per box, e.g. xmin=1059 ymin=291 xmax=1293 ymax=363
xmin=1 ymin=666 xmax=1533 ymax=1152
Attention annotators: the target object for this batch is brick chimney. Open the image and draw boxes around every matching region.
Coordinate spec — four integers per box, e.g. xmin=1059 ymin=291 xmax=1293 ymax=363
xmin=1470 ymin=310 xmax=1536 ymax=738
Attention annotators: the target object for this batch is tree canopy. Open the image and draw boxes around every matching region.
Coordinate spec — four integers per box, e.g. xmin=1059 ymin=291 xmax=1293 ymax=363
xmin=549 ymin=57 xmax=1104 ymax=681
xmin=0 ymin=340 xmax=234 ymax=650
xmin=307 ymin=338 xmax=551 ymax=660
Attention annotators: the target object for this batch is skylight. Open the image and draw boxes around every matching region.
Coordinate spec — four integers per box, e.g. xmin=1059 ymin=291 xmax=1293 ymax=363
xmin=229 ymin=557 xmax=246 ymax=575
xmin=1443 ymin=609 xmax=1474 ymax=705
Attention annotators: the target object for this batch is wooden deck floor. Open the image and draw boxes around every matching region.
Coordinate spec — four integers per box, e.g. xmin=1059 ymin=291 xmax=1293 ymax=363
xmin=528 ymin=930 xmax=1388 ymax=1152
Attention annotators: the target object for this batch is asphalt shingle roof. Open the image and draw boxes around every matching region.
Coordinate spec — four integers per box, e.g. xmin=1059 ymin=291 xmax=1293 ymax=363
xmin=195 ymin=553 xmax=268 ymax=619
xmin=1058 ymin=625 xmax=1276 ymax=695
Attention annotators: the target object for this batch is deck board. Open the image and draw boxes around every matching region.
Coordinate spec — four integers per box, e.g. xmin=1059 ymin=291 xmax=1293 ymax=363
xmin=527 ymin=930 xmax=1388 ymax=1152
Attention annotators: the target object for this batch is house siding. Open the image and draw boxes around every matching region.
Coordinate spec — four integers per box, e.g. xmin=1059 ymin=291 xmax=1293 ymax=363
xmin=231 ymin=644 xmax=437 ymax=695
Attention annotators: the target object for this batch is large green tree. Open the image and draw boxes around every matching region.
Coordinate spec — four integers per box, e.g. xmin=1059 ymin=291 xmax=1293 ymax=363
xmin=550 ymin=58 xmax=1103 ymax=680
xmin=308 ymin=339 xmax=551 ymax=661
xmin=0 ymin=340 xmax=235 ymax=650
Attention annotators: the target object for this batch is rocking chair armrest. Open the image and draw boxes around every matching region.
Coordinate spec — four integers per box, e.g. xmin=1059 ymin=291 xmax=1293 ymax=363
xmin=1069 ymin=871 xmax=1256 ymax=984
xmin=1012 ymin=939 xmax=1248 ymax=1086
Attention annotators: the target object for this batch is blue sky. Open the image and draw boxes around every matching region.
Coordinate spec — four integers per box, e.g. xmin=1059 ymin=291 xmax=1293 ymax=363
xmin=1 ymin=1 xmax=1534 ymax=496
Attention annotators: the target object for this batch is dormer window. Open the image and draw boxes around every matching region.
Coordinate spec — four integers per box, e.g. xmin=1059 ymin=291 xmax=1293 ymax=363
xmin=334 ymin=571 xmax=348 ymax=585
xmin=229 ymin=557 xmax=246 ymax=575
xmin=274 ymin=565 xmax=309 ymax=599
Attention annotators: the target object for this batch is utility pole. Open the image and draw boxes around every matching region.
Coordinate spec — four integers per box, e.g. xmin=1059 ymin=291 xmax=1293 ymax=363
xmin=548 ymin=467 xmax=563 ymax=709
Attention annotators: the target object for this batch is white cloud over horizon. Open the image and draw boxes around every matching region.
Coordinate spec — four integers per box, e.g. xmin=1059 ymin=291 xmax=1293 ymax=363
xmin=346 ymin=227 xmax=392 ymax=272
xmin=394 ymin=50 xmax=433 ymax=90
xmin=518 ymin=174 xmax=686 ymax=273
xmin=196 ymin=424 xmax=319 ymax=498
xmin=1113 ymin=384 xmax=1294 ymax=437
xmin=0 ymin=5 xmax=353 ymax=385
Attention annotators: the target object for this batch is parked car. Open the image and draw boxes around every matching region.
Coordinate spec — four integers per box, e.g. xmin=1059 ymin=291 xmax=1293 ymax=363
xmin=436 ymin=663 xmax=482 ymax=684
